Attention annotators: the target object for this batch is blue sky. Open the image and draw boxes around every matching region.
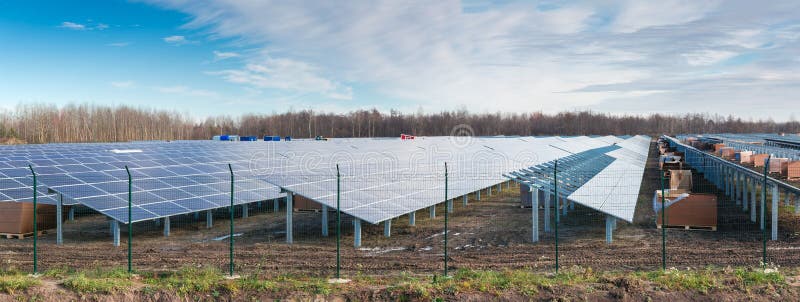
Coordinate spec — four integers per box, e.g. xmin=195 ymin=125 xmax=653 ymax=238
xmin=1 ymin=1 xmax=799 ymax=120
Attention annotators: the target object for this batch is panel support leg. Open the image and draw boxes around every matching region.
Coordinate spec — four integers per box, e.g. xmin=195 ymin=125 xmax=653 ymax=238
xmin=772 ymin=185 xmax=778 ymax=241
xmin=242 ymin=204 xmax=249 ymax=218
xmin=605 ymin=215 xmax=614 ymax=244
xmin=751 ymin=180 xmax=757 ymax=223
xmin=409 ymin=212 xmax=416 ymax=226
xmin=286 ymin=194 xmax=293 ymax=244
xmin=544 ymin=193 xmax=551 ymax=233
xmin=463 ymin=195 xmax=468 ymax=206
xmin=111 ymin=220 xmax=120 ymax=247
xmin=446 ymin=199 xmax=453 ymax=213
xmin=274 ymin=198 xmax=279 ymax=212
xmin=477 ymin=190 xmax=481 ymax=201
xmin=384 ymin=220 xmax=391 ymax=237
xmin=322 ymin=205 xmax=329 ymax=237
xmin=206 ymin=210 xmax=213 ymax=229
xmin=429 ymin=205 xmax=436 ymax=218
xmin=163 ymin=217 xmax=170 ymax=237
xmin=56 ymin=196 xmax=63 ymax=245
xmin=531 ymin=189 xmax=539 ymax=243
xmin=68 ymin=206 xmax=75 ymax=221
xmin=353 ymin=218 xmax=362 ymax=248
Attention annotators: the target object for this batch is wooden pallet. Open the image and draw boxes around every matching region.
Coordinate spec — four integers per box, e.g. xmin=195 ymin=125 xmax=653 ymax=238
xmin=1 ymin=231 xmax=45 ymax=240
xmin=657 ymin=224 xmax=716 ymax=231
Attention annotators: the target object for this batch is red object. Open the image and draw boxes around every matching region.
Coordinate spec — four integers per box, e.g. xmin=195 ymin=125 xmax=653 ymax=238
xmin=401 ymin=134 xmax=415 ymax=140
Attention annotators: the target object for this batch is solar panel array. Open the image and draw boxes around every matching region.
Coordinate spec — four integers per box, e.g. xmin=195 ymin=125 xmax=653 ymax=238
xmin=505 ymin=135 xmax=650 ymax=222
xmin=1 ymin=135 xmax=649 ymax=225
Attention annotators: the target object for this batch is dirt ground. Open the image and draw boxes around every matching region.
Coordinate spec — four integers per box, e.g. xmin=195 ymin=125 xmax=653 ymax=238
xmin=2 ymin=141 xmax=800 ymax=278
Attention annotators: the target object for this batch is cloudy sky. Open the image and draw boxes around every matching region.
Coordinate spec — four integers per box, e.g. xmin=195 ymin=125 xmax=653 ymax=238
xmin=1 ymin=0 xmax=798 ymax=120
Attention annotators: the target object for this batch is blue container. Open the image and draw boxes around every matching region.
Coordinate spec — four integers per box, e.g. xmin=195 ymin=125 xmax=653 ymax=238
xmin=241 ymin=136 xmax=257 ymax=141
xmin=285 ymin=136 xmax=292 ymax=141
xmin=264 ymin=136 xmax=273 ymax=141
xmin=220 ymin=135 xmax=230 ymax=141
xmin=273 ymin=136 xmax=281 ymax=141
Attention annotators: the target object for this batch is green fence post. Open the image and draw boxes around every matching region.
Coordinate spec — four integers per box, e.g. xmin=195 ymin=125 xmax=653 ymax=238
xmin=763 ymin=156 xmax=770 ymax=268
xmin=336 ymin=164 xmax=341 ymax=279
xmin=228 ymin=164 xmax=235 ymax=277
xmin=554 ymin=159 xmax=559 ymax=274
xmin=444 ymin=162 xmax=449 ymax=277
xmin=27 ymin=165 xmax=38 ymax=275
xmin=124 ymin=166 xmax=132 ymax=273
xmin=660 ymin=168 xmax=666 ymax=271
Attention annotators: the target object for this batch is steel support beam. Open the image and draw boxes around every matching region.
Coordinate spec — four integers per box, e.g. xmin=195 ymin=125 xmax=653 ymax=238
xmin=206 ymin=210 xmax=213 ymax=229
xmin=409 ymin=212 xmax=416 ymax=226
xmin=286 ymin=193 xmax=293 ymax=244
xmin=163 ymin=217 xmax=170 ymax=237
xmin=446 ymin=199 xmax=453 ymax=213
xmin=430 ymin=205 xmax=436 ymax=218
xmin=531 ymin=188 xmax=539 ymax=243
xmin=322 ymin=205 xmax=329 ymax=237
xmin=56 ymin=196 xmax=63 ymax=245
xmin=605 ymin=215 xmax=614 ymax=244
xmin=111 ymin=220 xmax=120 ymax=247
xmin=773 ymin=185 xmax=779 ymax=241
xmin=353 ymin=218 xmax=362 ymax=247
xmin=384 ymin=219 xmax=391 ymax=237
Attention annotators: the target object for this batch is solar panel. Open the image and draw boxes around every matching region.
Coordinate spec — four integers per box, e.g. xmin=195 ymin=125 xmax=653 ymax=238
xmin=0 ymin=136 xmax=647 ymax=225
xmin=505 ymin=135 xmax=650 ymax=222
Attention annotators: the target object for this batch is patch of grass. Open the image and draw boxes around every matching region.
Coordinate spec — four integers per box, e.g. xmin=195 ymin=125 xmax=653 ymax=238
xmin=144 ymin=267 xmax=225 ymax=295
xmin=63 ymin=274 xmax=131 ymax=294
xmin=637 ymin=268 xmax=717 ymax=293
xmin=0 ymin=274 xmax=40 ymax=294
xmin=734 ymin=268 xmax=785 ymax=287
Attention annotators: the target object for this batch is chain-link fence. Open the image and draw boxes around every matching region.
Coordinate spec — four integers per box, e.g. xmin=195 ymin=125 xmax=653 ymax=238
xmin=5 ymin=140 xmax=800 ymax=279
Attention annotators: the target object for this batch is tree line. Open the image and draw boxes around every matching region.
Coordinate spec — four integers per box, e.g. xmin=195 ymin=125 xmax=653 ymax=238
xmin=0 ymin=103 xmax=798 ymax=144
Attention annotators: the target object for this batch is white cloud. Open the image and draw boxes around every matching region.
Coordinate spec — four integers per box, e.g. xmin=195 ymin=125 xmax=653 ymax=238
xmin=212 ymin=58 xmax=352 ymax=100
xmin=59 ymin=21 xmax=86 ymax=30
xmin=155 ymin=85 xmax=218 ymax=97
xmin=59 ymin=21 xmax=110 ymax=31
xmin=141 ymin=0 xmax=800 ymax=117
xmin=611 ymin=0 xmax=722 ymax=33
xmin=213 ymin=50 xmax=240 ymax=60
xmin=111 ymin=81 xmax=135 ymax=89
xmin=163 ymin=35 xmax=190 ymax=45
xmin=682 ymin=50 xmax=738 ymax=66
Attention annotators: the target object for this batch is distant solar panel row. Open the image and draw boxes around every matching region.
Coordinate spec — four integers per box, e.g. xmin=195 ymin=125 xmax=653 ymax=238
xmin=0 ymin=136 xmax=646 ymax=224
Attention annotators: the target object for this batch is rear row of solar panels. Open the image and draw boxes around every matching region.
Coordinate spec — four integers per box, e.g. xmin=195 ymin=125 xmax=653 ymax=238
xmin=0 ymin=136 xmax=647 ymax=225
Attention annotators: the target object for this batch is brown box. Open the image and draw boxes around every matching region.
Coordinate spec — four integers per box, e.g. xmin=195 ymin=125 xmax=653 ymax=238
xmin=292 ymin=194 xmax=324 ymax=211
xmin=713 ymin=143 xmax=726 ymax=152
xmin=719 ymin=147 xmax=736 ymax=159
xmin=736 ymin=151 xmax=753 ymax=164
xmin=655 ymin=191 xmax=717 ymax=229
xmin=788 ymin=161 xmax=800 ymax=180
xmin=753 ymin=154 xmax=770 ymax=167
xmin=769 ymin=158 xmax=789 ymax=175
xmin=0 ymin=202 xmax=58 ymax=234
xmin=670 ymin=170 xmax=693 ymax=191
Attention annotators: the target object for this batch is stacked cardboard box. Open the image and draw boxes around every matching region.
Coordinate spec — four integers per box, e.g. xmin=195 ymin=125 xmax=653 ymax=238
xmin=0 ymin=202 xmax=58 ymax=235
xmin=735 ymin=151 xmax=753 ymax=164
xmin=753 ymin=154 xmax=770 ymax=167
xmin=788 ymin=161 xmax=800 ymax=180
xmin=769 ymin=158 xmax=789 ymax=175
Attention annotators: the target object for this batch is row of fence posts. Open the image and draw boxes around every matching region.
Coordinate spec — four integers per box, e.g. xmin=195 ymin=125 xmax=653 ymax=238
xmin=23 ymin=154 xmax=777 ymax=278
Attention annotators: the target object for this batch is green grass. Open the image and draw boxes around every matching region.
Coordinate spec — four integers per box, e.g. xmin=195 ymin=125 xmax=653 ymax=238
xmin=734 ymin=267 xmax=785 ymax=287
xmin=640 ymin=269 xmax=717 ymax=293
xmin=0 ymin=275 xmax=40 ymax=294
xmin=144 ymin=267 xmax=225 ymax=295
xmin=0 ymin=265 xmax=792 ymax=298
xmin=62 ymin=268 xmax=133 ymax=294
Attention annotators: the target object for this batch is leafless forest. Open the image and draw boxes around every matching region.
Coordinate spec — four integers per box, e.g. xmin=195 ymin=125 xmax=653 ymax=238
xmin=0 ymin=103 xmax=797 ymax=144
